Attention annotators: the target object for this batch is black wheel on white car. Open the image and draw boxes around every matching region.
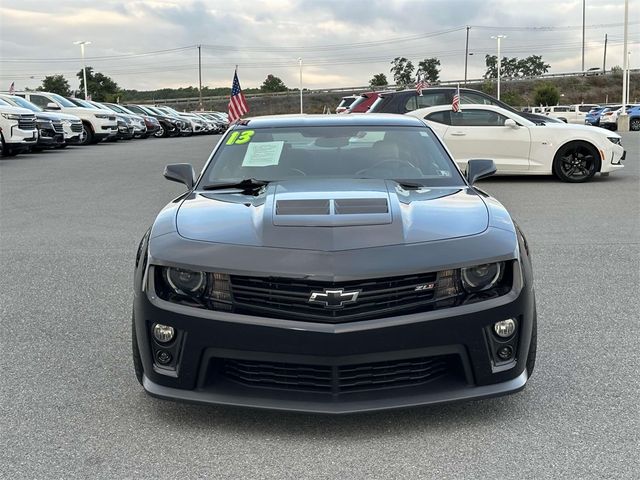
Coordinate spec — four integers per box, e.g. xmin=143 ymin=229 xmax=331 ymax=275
xmin=553 ymin=141 xmax=599 ymax=183
xmin=79 ymin=122 xmax=93 ymax=145
xmin=630 ymin=118 xmax=640 ymax=131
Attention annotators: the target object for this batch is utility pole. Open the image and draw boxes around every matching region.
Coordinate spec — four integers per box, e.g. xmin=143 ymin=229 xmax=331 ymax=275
xmin=603 ymin=33 xmax=608 ymax=73
xmin=197 ymin=45 xmax=203 ymax=111
xmin=491 ymin=35 xmax=506 ymax=100
xmin=581 ymin=0 xmax=586 ymax=72
xmin=619 ymin=0 xmax=629 ymax=131
xmin=464 ymin=26 xmax=470 ymax=85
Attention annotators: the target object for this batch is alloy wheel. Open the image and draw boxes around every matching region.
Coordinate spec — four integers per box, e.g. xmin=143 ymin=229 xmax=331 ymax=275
xmin=557 ymin=145 xmax=597 ymax=182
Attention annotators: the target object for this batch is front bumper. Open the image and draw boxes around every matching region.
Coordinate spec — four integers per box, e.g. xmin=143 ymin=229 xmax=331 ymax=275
xmin=4 ymin=124 xmax=38 ymax=146
xmin=134 ymin=267 xmax=535 ymax=413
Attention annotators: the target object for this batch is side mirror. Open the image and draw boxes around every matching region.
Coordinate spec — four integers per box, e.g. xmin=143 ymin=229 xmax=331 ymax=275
xmin=466 ymin=159 xmax=497 ymax=185
xmin=164 ymin=163 xmax=196 ymax=189
xmin=45 ymin=102 xmax=61 ymax=110
xmin=504 ymin=118 xmax=518 ymax=128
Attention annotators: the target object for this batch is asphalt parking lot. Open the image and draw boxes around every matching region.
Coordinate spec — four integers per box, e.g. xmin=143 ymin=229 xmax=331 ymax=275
xmin=1 ymin=133 xmax=638 ymax=479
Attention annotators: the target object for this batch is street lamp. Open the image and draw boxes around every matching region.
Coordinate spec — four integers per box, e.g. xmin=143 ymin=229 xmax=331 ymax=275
xmin=298 ymin=57 xmax=303 ymax=114
xmin=73 ymin=40 xmax=91 ymax=100
xmin=491 ymin=35 xmax=506 ymax=100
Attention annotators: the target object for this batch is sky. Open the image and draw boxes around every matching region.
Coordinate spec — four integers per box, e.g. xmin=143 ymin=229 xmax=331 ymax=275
xmin=0 ymin=0 xmax=638 ymax=92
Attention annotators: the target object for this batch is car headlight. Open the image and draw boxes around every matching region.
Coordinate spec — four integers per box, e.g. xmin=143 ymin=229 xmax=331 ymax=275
xmin=461 ymin=262 xmax=503 ymax=293
xmin=94 ymin=113 xmax=111 ymax=119
xmin=156 ymin=267 xmax=232 ymax=308
xmin=608 ymin=137 xmax=622 ymax=145
xmin=1 ymin=113 xmax=21 ymax=120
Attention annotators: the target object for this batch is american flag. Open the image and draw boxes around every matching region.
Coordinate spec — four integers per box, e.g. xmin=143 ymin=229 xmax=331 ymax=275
xmin=8 ymin=82 xmax=15 ymax=94
xmin=228 ymin=69 xmax=248 ymax=123
xmin=452 ymin=84 xmax=460 ymax=112
xmin=415 ymin=76 xmax=429 ymax=96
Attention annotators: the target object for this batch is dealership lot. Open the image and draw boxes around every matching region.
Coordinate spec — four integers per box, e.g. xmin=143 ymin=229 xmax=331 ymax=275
xmin=0 ymin=134 xmax=638 ymax=479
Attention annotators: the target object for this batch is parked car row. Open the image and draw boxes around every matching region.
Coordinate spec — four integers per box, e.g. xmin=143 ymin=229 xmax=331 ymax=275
xmin=336 ymin=88 xmax=560 ymax=125
xmin=0 ymin=89 xmax=229 ymax=157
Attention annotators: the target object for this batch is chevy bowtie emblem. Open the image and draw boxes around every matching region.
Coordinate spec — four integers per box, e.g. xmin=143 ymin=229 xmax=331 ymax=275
xmin=308 ymin=288 xmax=360 ymax=309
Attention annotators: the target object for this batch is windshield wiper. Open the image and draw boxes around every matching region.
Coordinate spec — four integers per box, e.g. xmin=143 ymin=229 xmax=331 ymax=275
xmin=202 ymin=178 xmax=270 ymax=191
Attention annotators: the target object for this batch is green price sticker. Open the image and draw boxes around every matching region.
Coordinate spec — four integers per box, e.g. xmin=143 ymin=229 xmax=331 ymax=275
xmin=226 ymin=130 xmax=255 ymax=145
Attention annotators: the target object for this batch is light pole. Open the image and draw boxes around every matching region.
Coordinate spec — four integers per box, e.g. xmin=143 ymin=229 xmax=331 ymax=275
xmin=619 ymin=0 xmax=629 ymax=131
xmin=464 ymin=26 xmax=470 ymax=85
xmin=298 ymin=57 xmax=303 ymax=114
xmin=491 ymin=35 xmax=506 ymax=100
xmin=73 ymin=40 xmax=91 ymax=100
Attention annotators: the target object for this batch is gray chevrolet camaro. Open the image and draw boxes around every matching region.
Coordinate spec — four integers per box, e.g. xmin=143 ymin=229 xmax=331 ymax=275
xmin=132 ymin=114 xmax=536 ymax=413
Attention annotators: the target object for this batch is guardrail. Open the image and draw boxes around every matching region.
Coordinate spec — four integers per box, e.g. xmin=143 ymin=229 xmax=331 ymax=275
xmin=132 ymin=68 xmax=639 ymax=107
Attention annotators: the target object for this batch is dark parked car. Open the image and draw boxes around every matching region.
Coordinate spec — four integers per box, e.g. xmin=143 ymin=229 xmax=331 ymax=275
xmin=369 ymin=88 xmax=560 ymax=124
xmin=132 ymin=114 xmax=537 ymax=413
xmin=125 ymin=104 xmax=183 ymax=138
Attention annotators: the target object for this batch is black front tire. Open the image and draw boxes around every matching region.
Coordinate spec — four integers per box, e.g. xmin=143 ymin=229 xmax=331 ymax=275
xmin=552 ymin=141 xmax=599 ymax=183
xmin=630 ymin=118 xmax=640 ymax=131
xmin=132 ymin=312 xmax=144 ymax=386
xmin=80 ymin=122 xmax=94 ymax=145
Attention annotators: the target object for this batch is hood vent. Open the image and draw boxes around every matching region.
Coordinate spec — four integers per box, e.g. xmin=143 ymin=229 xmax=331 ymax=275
xmin=276 ymin=199 xmax=330 ymax=216
xmin=273 ymin=197 xmax=392 ymax=227
xmin=334 ymin=198 xmax=388 ymax=215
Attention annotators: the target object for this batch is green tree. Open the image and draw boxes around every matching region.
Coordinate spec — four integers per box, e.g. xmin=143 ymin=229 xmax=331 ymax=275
xmin=390 ymin=57 xmax=414 ymax=87
xmin=533 ymin=83 xmax=560 ymax=106
xmin=39 ymin=75 xmax=71 ymax=96
xmin=369 ymin=73 xmax=388 ymax=88
xmin=517 ymin=55 xmax=550 ymax=77
xmin=76 ymin=67 xmax=120 ymax=101
xmin=260 ymin=74 xmax=287 ymax=92
xmin=417 ymin=58 xmax=441 ymax=83
xmin=501 ymin=91 xmax=525 ymax=107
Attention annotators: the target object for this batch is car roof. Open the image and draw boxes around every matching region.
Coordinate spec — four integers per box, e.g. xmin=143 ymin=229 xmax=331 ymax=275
xmin=236 ymin=114 xmax=425 ymax=129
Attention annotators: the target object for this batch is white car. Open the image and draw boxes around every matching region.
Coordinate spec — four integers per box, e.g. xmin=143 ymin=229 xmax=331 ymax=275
xmin=0 ymin=103 xmax=38 ymax=156
xmin=600 ymin=105 xmax=638 ymax=130
xmin=544 ymin=104 xmax=599 ymax=124
xmin=13 ymin=91 xmax=117 ymax=145
xmin=407 ymin=104 xmax=625 ymax=182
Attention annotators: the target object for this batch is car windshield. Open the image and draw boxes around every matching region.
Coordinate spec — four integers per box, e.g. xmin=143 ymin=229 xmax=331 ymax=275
xmin=200 ymin=125 xmax=465 ymax=187
xmin=5 ymin=96 xmax=42 ymax=112
xmin=49 ymin=93 xmax=77 ymax=107
xmin=71 ymin=98 xmax=95 ymax=108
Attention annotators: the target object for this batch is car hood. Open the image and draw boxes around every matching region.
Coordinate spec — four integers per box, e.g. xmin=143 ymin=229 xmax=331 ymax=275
xmin=175 ymin=179 xmax=489 ymax=251
xmin=539 ymin=122 xmax=620 ymax=138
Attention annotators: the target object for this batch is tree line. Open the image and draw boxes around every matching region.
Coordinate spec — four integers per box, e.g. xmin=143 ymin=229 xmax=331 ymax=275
xmin=33 ymin=54 xmax=552 ymax=102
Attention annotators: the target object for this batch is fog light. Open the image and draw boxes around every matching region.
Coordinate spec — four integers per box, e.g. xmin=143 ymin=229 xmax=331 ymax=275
xmin=494 ymin=319 xmax=516 ymax=338
xmin=152 ymin=323 xmax=175 ymax=343
xmin=497 ymin=346 xmax=513 ymax=361
xmin=156 ymin=350 xmax=172 ymax=365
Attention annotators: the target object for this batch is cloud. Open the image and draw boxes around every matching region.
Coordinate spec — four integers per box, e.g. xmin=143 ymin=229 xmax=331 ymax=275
xmin=0 ymin=0 xmax=637 ymax=92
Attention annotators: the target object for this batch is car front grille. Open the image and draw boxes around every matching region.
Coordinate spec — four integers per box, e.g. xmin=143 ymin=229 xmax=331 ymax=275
xmin=230 ymin=271 xmax=445 ymax=322
xmin=70 ymin=122 xmax=83 ymax=133
xmin=219 ymin=355 xmax=454 ymax=394
xmin=52 ymin=121 xmax=64 ymax=133
xmin=18 ymin=115 xmax=37 ymax=130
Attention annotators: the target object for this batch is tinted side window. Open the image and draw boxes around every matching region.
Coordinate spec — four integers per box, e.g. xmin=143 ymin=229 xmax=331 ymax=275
xmin=425 ymin=111 xmax=451 ymax=125
xmin=461 ymin=92 xmax=494 ymax=105
xmin=451 ymin=110 xmax=508 ymax=126
xmin=29 ymin=94 xmax=50 ymax=108
xmin=404 ymin=96 xmax=418 ymax=112
xmin=578 ymin=105 xmax=593 ymax=112
xmin=416 ymin=93 xmax=448 ymax=108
